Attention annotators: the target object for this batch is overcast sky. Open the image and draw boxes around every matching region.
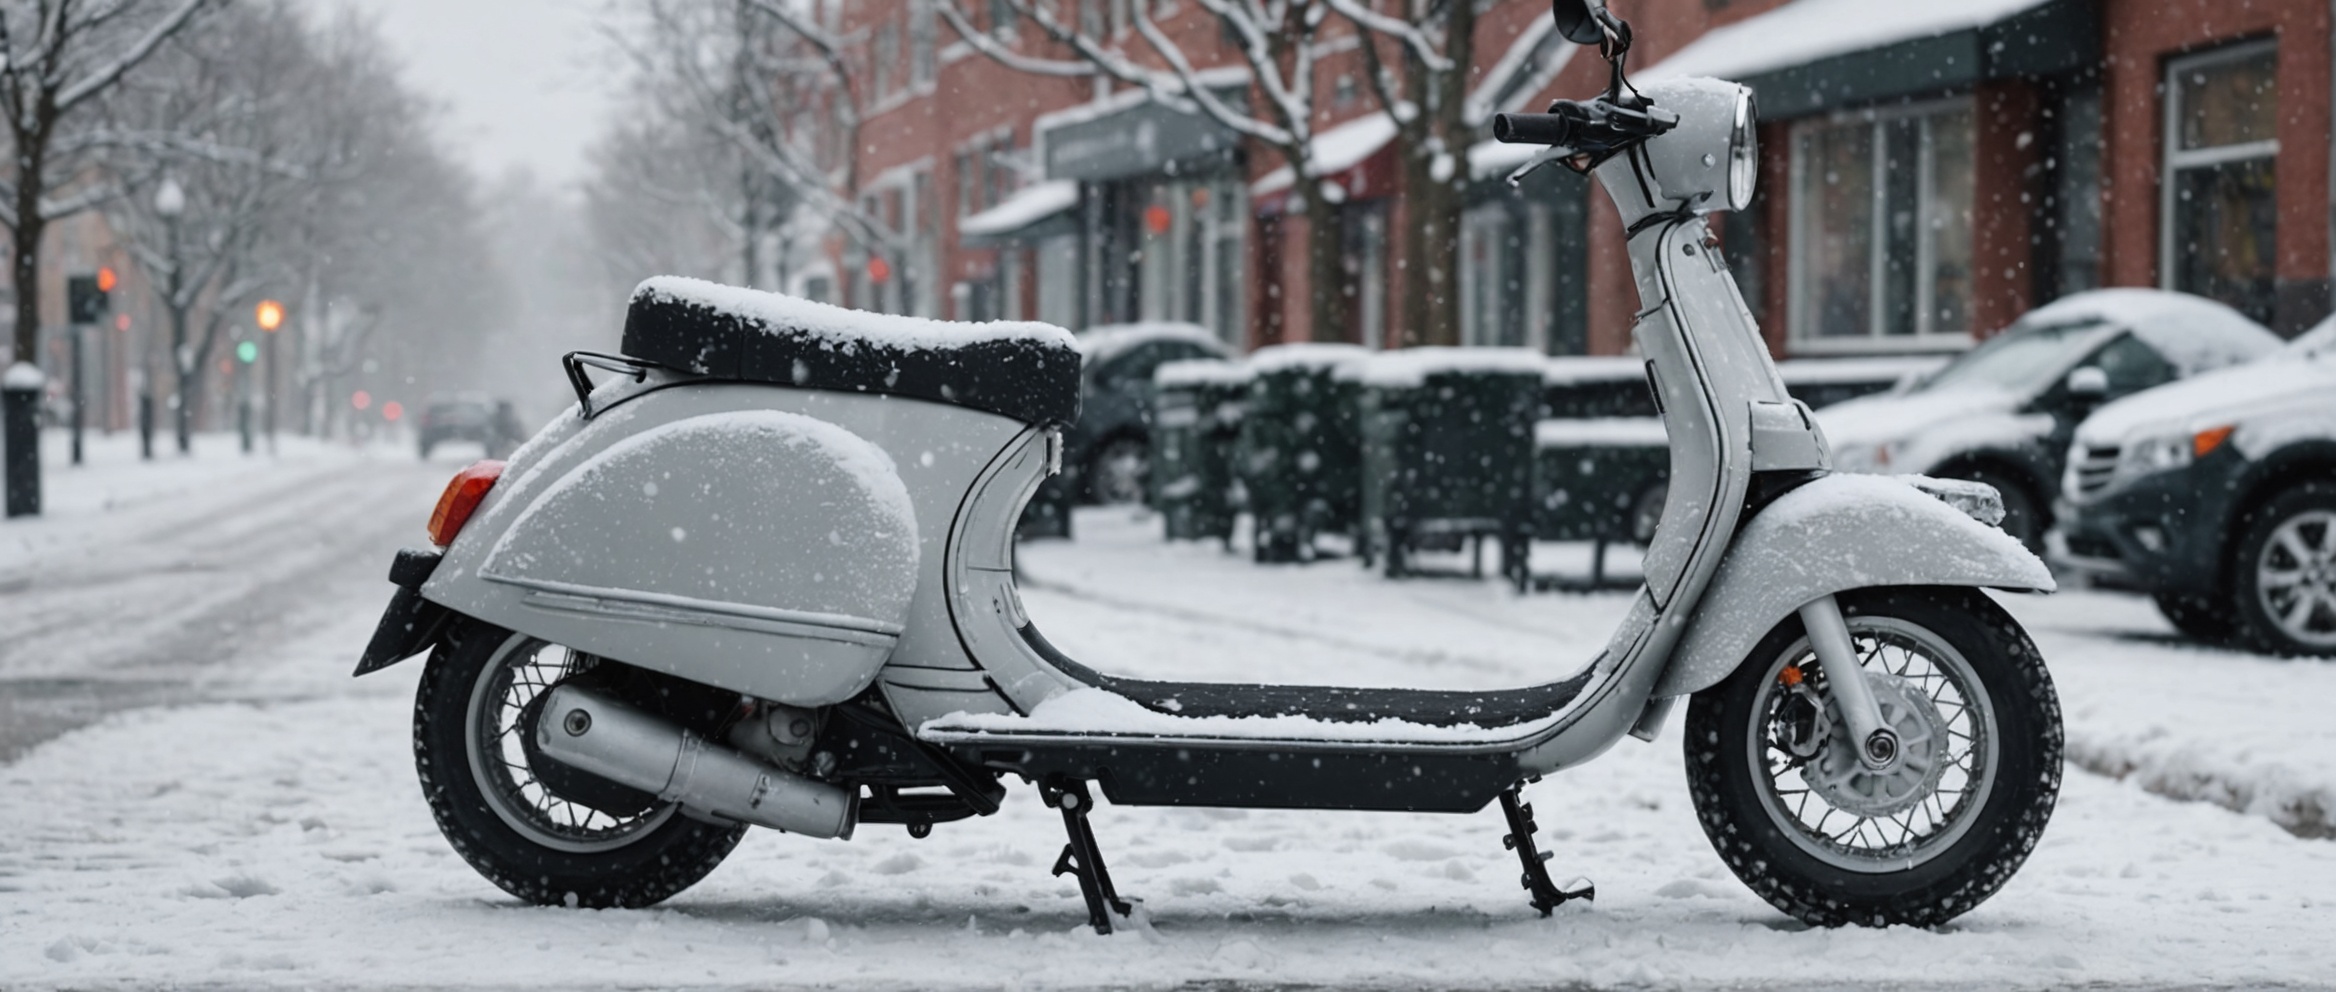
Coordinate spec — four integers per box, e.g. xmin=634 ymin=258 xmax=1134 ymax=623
xmin=305 ymin=0 xmax=616 ymax=190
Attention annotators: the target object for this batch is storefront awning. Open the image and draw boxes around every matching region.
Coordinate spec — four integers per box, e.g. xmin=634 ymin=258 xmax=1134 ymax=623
xmin=1039 ymin=77 xmax=1250 ymax=182
xmin=1639 ymin=0 xmax=2094 ymax=119
xmin=959 ymin=179 xmax=1079 ymax=247
xmin=1250 ymin=112 xmax=1400 ymax=206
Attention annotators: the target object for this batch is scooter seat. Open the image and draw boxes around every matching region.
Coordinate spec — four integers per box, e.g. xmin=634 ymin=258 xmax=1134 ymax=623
xmin=622 ymin=276 xmax=1083 ymax=428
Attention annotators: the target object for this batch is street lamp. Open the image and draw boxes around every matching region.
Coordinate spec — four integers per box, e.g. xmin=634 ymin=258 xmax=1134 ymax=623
xmin=154 ymin=176 xmax=188 ymax=455
xmin=255 ymin=299 xmax=283 ymax=454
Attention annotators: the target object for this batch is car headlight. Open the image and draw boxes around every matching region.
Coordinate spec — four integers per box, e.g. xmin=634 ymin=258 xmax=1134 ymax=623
xmin=1726 ymin=89 xmax=1758 ymax=210
xmin=2114 ymin=425 xmax=2234 ymax=481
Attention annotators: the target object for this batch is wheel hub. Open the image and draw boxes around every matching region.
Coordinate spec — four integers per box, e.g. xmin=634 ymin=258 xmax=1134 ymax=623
xmin=1803 ymin=670 xmax=1948 ymax=819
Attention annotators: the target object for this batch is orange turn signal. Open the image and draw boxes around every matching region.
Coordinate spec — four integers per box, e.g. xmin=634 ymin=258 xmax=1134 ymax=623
xmin=428 ymin=460 xmax=506 ymax=547
xmin=2193 ymin=425 xmax=2235 ymax=459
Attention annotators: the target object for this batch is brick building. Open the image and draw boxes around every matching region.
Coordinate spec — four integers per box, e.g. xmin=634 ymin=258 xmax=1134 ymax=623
xmin=820 ymin=0 xmax=2334 ymax=359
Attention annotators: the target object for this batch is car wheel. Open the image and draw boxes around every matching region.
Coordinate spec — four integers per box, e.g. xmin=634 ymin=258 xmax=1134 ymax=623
xmin=2152 ymin=591 xmax=2239 ymax=645
xmin=2231 ymin=481 xmax=2336 ymax=657
xmin=1085 ymin=436 xmax=1149 ymax=505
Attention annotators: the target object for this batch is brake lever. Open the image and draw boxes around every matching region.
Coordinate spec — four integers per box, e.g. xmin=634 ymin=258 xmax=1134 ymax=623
xmin=1507 ymin=146 xmax=1575 ymax=188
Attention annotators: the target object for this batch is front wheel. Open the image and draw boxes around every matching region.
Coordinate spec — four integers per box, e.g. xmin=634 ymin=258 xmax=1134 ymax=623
xmin=1684 ymin=586 xmax=2062 ymax=927
xmin=413 ymin=619 xmax=745 ymax=908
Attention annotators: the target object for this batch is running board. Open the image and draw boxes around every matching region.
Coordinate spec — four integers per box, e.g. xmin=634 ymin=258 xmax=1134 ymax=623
xmin=938 ymin=734 xmax=1524 ymax=813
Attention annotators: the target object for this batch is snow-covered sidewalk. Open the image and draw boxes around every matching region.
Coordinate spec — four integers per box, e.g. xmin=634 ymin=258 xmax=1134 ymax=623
xmin=3 ymin=498 xmax=2333 ymax=989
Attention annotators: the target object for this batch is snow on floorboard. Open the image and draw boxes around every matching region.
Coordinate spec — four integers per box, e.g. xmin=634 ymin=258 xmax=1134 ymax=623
xmin=3 ymin=497 xmax=2334 ymax=989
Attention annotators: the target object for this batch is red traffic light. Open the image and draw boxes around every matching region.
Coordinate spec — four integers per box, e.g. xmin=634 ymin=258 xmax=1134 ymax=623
xmin=382 ymin=400 xmax=404 ymax=422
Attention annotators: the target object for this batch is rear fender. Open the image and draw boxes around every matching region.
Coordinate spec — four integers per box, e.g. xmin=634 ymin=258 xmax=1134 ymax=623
xmin=1653 ymin=474 xmax=2053 ymax=698
xmin=424 ymin=387 xmax=927 ymax=706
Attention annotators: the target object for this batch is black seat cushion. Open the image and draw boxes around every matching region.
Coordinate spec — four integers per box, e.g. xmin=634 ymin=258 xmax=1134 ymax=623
xmin=623 ymin=277 xmax=1083 ymax=427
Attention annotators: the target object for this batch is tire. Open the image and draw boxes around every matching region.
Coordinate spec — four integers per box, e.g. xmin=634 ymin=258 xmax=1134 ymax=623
xmin=1085 ymin=435 xmax=1150 ymax=505
xmin=413 ymin=619 xmax=746 ymax=908
xmin=2231 ymin=481 xmax=2336 ymax=657
xmin=1956 ymin=468 xmax=2043 ymax=554
xmin=1684 ymin=586 xmax=2062 ymax=927
xmin=2153 ymin=591 xmax=2240 ymax=645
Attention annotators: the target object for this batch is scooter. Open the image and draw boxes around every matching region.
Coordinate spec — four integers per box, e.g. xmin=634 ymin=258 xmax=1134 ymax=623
xmin=354 ymin=0 xmax=2061 ymax=933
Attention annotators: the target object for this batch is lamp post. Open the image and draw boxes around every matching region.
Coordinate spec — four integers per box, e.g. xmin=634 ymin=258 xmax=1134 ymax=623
xmin=154 ymin=176 xmax=189 ymax=455
xmin=255 ymin=299 xmax=284 ymax=455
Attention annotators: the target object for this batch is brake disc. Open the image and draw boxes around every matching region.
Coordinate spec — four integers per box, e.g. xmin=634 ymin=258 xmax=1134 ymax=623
xmin=1802 ymin=670 xmax=1950 ymax=819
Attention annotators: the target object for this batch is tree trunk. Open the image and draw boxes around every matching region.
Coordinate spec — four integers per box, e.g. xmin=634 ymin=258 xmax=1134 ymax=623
xmin=170 ymin=304 xmax=194 ymax=453
xmin=1299 ymin=184 xmax=1349 ymax=344
xmin=11 ymin=178 xmax=45 ymax=365
xmin=1425 ymin=0 xmax=1472 ymax=350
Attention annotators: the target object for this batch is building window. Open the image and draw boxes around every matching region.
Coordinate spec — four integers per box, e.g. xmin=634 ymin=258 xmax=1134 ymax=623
xmin=2161 ymin=39 xmax=2278 ymax=324
xmin=911 ymin=0 xmax=936 ymax=89
xmin=873 ymin=22 xmax=898 ymax=99
xmin=1788 ymin=99 xmax=1975 ymax=347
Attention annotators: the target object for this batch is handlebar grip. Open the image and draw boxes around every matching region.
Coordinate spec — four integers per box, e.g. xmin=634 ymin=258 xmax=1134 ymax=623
xmin=1492 ymin=112 xmax=1575 ymax=146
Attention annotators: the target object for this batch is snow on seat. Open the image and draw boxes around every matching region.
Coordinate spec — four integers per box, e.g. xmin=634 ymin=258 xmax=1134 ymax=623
xmin=622 ymin=276 xmax=1083 ymax=428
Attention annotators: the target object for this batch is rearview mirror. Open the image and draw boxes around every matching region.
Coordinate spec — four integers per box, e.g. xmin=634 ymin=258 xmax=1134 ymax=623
xmin=2065 ymin=366 xmax=2108 ymax=400
xmin=1551 ymin=0 xmax=1611 ymax=45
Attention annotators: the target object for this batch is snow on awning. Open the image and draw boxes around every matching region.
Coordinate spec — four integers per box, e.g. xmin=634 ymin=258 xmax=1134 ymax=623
xmin=958 ymin=180 xmax=1078 ymax=247
xmin=1638 ymin=0 xmax=2090 ymax=119
xmin=1250 ymin=112 xmax=1399 ymax=205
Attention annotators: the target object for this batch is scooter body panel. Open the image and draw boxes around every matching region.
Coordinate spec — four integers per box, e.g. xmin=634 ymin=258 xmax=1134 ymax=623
xmin=1653 ymin=474 xmax=2056 ymax=699
xmin=424 ymin=375 xmax=1029 ymax=706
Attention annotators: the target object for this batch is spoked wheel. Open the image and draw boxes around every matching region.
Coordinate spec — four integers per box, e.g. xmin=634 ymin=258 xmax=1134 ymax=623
xmin=1086 ymin=436 xmax=1150 ymax=505
xmin=1685 ymin=587 xmax=2061 ymax=927
xmin=413 ymin=619 xmax=744 ymax=908
xmin=2233 ymin=483 xmax=2336 ymax=657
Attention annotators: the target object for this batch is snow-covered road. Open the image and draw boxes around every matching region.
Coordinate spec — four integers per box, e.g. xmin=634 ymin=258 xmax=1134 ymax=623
xmin=3 ymin=450 xmax=2333 ymax=990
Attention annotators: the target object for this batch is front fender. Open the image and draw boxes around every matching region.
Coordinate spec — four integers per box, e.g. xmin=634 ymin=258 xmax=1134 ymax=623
xmin=1654 ymin=474 xmax=2053 ymax=698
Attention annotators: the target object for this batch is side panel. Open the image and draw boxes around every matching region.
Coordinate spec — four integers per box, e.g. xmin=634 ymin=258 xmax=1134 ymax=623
xmin=425 ymin=379 xmax=1026 ymax=706
xmin=1654 ymin=475 xmax=2056 ymax=698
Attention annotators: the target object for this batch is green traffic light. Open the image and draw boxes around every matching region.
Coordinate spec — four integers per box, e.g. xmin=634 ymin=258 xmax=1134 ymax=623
xmin=236 ymin=340 xmax=258 ymax=364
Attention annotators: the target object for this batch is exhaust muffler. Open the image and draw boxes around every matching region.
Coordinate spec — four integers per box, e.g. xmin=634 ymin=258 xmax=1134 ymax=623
xmin=535 ymin=684 xmax=857 ymax=839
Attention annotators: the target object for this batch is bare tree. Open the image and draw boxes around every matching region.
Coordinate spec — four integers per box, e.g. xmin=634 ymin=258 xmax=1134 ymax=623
xmin=0 ymin=0 xmax=214 ymax=365
xmin=942 ymin=0 xmax=1354 ymax=343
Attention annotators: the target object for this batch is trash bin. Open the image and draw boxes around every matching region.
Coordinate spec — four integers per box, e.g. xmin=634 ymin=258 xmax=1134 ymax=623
xmin=1239 ymin=343 xmax=1369 ymax=562
xmin=1354 ymin=348 xmax=1544 ymax=589
xmin=1541 ymin=356 xmax=1658 ymax=420
xmin=1531 ymin=417 xmax=1669 ymax=589
xmin=1150 ymin=358 xmax=1251 ymax=544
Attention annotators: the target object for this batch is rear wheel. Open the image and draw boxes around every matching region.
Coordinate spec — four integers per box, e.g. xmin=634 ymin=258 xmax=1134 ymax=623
xmin=1685 ymin=587 xmax=2061 ymax=927
xmin=1085 ymin=436 xmax=1149 ymax=505
xmin=413 ymin=619 xmax=745 ymax=908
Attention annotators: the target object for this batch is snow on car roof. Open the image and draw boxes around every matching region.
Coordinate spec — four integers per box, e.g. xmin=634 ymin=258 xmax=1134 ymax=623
xmin=1247 ymin=342 xmax=1372 ymax=375
xmin=1347 ymin=346 xmax=1548 ymax=387
xmin=1075 ymin=322 xmax=1226 ymax=366
xmin=632 ymin=276 xmax=1075 ymax=355
xmin=1774 ymin=355 xmax=1950 ymax=385
xmin=1154 ymin=358 xmax=1253 ymax=388
xmin=2016 ymin=288 xmax=2279 ymax=376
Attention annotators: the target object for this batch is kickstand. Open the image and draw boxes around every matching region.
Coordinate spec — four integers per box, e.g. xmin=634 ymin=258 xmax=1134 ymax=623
xmin=1498 ymin=784 xmax=1595 ymax=916
xmin=1042 ymin=778 xmax=1134 ymax=934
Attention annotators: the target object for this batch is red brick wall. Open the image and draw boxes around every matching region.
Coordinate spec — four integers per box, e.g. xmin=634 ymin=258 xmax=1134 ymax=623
xmin=2100 ymin=0 xmax=2331 ymax=333
xmin=1971 ymin=78 xmax=2045 ymax=338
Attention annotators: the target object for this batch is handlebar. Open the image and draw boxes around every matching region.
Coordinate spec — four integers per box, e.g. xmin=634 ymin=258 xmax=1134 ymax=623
xmin=1491 ymin=98 xmax=1679 ymax=161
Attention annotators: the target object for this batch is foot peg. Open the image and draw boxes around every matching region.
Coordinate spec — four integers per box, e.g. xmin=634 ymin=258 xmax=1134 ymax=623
xmin=1499 ymin=786 xmax=1594 ymax=916
xmin=1042 ymin=779 xmax=1135 ymax=934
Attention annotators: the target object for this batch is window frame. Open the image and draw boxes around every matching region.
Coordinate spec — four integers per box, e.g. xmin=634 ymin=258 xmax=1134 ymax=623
xmin=2157 ymin=38 xmax=2280 ymax=296
xmin=1785 ymin=95 xmax=1977 ymax=354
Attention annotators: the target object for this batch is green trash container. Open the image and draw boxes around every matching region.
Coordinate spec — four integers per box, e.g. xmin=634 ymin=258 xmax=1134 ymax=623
xmin=1238 ymin=343 xmax=1370 ymax=562
xmin=1541 ymin=356 xmax=1658 ymax=420
xmin=1150 ymin=358 xmax=1250 ymax=543
xmin=1531 ymin=417 xmax=1669 ymax=588
xmin=1355 ymin=348 xmax=1545 ymax=589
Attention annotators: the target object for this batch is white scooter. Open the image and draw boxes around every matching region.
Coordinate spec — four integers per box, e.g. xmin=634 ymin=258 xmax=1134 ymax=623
xmin=354 ymin=0 xmax=2061 ymax=933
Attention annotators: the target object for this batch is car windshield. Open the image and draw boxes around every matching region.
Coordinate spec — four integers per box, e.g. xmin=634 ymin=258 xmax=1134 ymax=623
xmin=1914 ymin=321 xmax=2104 ymax=395
xmin=2288 ymin=315 xmax=2336 ymax=356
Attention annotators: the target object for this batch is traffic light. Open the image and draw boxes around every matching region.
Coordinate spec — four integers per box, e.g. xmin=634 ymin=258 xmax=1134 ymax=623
xmin=236 ymin=340 xmax=259 ymax=364
xmin=67 ymin=273 xmax=111 ymax=324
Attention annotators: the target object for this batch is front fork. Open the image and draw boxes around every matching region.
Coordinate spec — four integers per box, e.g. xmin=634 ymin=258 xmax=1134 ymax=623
xmin=1797 ymin=594 xmax=1901 ymax=771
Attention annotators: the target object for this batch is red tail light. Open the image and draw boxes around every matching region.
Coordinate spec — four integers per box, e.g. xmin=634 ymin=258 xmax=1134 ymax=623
xmin=428 ymin=460 xmax=506 ymax=546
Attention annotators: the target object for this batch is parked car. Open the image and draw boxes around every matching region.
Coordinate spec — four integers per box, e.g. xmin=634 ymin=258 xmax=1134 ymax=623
xmin=1069 ymin=323 xmax=1233 ymax=503
xmin=2056 ymin=318 xmax=2336 ymax=655
xmin=1815 ymin=289 xmax=2282 ymax=549
xmin=1775 ymin=355 xmax=1948 ymax=409
xmin=419 ymin=393 xmax=522 ymax=460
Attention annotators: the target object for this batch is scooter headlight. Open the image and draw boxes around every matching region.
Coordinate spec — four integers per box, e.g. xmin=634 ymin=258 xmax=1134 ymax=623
xmin=1726 ymin=88 xmax=1758 ymax=211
